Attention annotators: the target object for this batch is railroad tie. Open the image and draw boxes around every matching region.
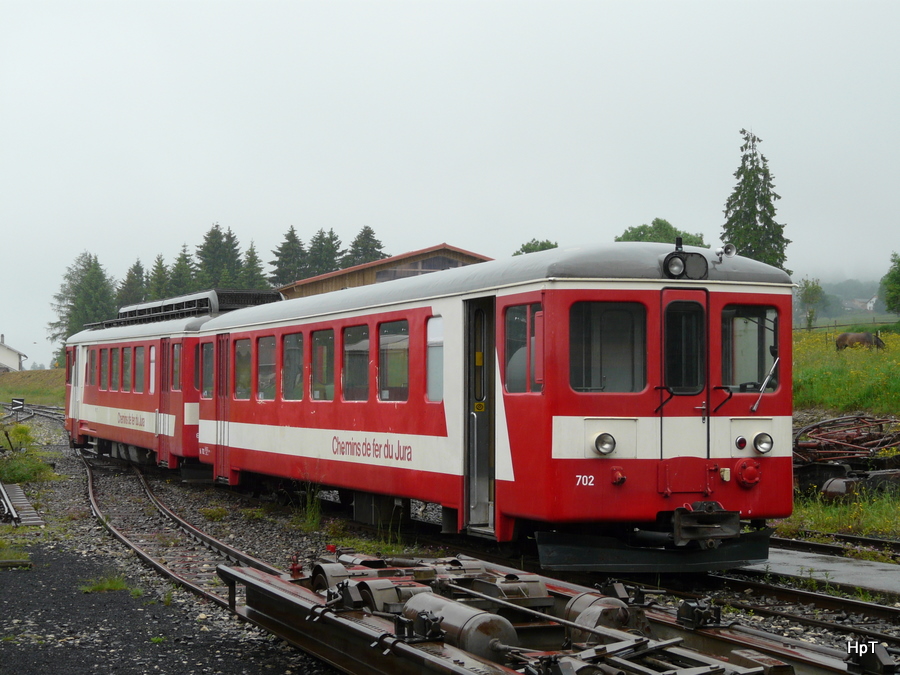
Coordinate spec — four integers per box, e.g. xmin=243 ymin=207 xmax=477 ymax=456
xmin=1 ymin=483 xmax=46 ymax=527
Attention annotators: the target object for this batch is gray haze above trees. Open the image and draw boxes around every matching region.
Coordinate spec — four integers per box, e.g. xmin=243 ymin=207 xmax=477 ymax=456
xmin=7 ymin=3 xmax=900 ymax=369
xmin=45 ymin=125 xmax=898 ymax=367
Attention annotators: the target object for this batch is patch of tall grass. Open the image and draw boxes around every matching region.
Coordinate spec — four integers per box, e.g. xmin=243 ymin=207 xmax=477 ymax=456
xmin=776 ymin=490 xmax=900 ymax=539
xmin=0 ymin=369 xmax=65 ymax=407
xmin=0 ymin=423 xmax=56 ymax=483
xmin=792 ymin=331 xmax=900 ymax=414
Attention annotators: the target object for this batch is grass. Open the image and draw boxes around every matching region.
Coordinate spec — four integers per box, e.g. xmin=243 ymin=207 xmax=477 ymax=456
xmin=0 ymin=369 xmax=66 ymax=407
xmin=0 ymin=539 xmax=30 ymax=565
xmin=792 ymin=329 xmax=900 ymax=414
xmin=79 ymin=573 xmax=131 ymax=593
xmin=288 ymin=484 xmax=324 ymax=533
xmin=198 ymin=506 xmax=228 ymax=521
xmin=775 ymin=489 xmax=900 ymax=539
xmin=0 ymin=448 xmax=58 ymax=483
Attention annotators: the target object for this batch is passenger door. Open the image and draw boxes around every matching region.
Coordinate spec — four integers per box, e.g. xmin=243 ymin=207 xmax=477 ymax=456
xmin=214 ymin=334 xmax=232 ymax=483
xmin=465 ymin=297 xmax=495 ymax=533
xmin=659 ymin=289 xmax=709 ymax=459
xmin=157 ymin=338 xmax=173 ymax=465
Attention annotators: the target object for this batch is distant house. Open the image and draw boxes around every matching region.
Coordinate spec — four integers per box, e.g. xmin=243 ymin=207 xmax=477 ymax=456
xmin=278 ymin=243 xmax=492 ymax=300
xmin=842 ymin=298 xmax=878 ymax=312
xmin=0 ymin=335 xmax=27 ymax=373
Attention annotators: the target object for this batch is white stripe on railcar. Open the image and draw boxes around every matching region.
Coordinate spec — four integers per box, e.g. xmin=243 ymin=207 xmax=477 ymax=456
xmin=552 ymin=415 xmax=792 ymax=459
xmin=199 ymin=421 xmax=464 ymax=476
xmin=79 ymin=404 xmax=175 ymax=437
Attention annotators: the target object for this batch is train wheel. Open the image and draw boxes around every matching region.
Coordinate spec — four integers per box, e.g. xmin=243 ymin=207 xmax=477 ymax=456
xmin=359 ymin=588 xmax=377 ymax=612
xmin=312 ymin=573 xmax=330 ymax=593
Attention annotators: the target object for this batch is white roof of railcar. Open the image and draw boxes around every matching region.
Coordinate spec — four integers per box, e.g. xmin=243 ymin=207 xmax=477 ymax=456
xmin=200 ymin=241 xmax=792 ymax=332
xmin=66 ymin=242 xmax=791 ymax=343
xmin=67 ymin=315 xmax=211 ymax=345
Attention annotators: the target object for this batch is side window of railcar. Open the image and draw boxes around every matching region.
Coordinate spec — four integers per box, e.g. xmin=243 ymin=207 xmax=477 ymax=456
xmin=89 ymin=349 xmax=97 ymax=387
xmin=134 ymin=347 xmax=145 ymax=393
xmin=570 ymin=302 xmax=646 ymax=393
xmin=200 ymin=343 xmax=214 ymax=398
xmin=665 ymin=302 xmax=704 ymax=395
xmin=110 ymin=348 xmax=120 ymax=391
xmin=122 ymin=347 xmax=132 ymax=392
xmin=505 ymin=304 xmax=543 ymax=393
xmin=194 ymin=345 xmax=201 ymax=391
xmin=234 ymin=339 xmax=251 ymax=400
xmin=379 ymin=320 xmax=409 ymax=401
xmin=721 ymin=305 xmax=778 ymax=391
xmin=282 ymin=333 xmax=304 ymax=401
xmin=149 ymin=346 xmax=157 ymax=395
xmin=312 ymin=330 xmax=334 ymax=401
xmin=257 ymin=337 xmax=275 ymax=400
xmin=171 ymin=343 xmax=181 ymax=391
xmin=343 ymin=325 xmax=369 ymax=401
xmin=100 ymin=349 xmax=109 ymax=390
xmin=426 ymin=317 xmax=443 ymax=402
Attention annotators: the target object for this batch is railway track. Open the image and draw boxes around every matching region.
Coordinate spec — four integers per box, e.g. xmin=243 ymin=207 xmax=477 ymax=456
xmin=641 ymin=574 xmax=900 ymax=647
xmin=772 ymin=534 xmax=900 ymax=563
xmin=77 ymin=456 xmax=900 ymax=675
xmin=0 ymin=401 xmax=66 ymax=424
xmin=82 ymin=455 xmax=284 ymax=608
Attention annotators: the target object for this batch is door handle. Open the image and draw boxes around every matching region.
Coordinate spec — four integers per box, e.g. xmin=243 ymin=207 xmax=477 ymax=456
xmin=694 ymin=401 xmax=707 ymax=423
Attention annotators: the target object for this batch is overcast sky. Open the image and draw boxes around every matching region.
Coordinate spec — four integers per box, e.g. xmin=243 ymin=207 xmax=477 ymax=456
xmin=2 ymin=0 xmax=897 ymax=367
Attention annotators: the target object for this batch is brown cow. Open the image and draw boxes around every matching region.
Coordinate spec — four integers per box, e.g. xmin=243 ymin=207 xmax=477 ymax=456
xmin=835 ymin=332 xmax=886 ymax=351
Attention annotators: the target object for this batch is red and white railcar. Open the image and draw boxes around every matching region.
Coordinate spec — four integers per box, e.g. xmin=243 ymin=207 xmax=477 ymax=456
xmin=66 ymin=242 xmax=793 ymax=571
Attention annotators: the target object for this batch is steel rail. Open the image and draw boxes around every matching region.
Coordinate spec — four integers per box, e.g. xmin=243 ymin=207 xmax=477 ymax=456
xmin=772 ymin=535 xmax=900 ymax=560
xmin=0 ymin=481 xmax=20 ymax=525
xmin=82 ymin=456 xmax=282 ymax=608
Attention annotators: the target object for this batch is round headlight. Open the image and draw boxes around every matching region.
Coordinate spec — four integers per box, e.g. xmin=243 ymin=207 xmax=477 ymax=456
xmin=665 ymin=254 xmax=685 ymax=277
xmin=753 ymin=433 xmax=773 ymax=454
xmin=594 ymin=433 xmax=616 ymax=455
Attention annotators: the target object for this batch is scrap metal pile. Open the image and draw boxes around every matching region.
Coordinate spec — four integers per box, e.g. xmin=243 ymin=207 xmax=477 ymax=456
xmin=793 ymin=416 xmax=900 ymax=495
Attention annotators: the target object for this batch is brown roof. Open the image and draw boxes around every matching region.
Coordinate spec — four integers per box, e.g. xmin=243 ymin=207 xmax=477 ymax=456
xmin=277 ymin=242 xmax=492 ymax=292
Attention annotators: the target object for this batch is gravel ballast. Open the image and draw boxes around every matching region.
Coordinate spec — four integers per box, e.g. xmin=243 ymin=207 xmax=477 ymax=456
xmin=1 ymin=418 xmax=338 ymax=675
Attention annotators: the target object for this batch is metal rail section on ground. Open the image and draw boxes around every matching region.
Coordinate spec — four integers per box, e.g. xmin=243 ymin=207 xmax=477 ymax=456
xmin=219 ymin=552 xmax=895 ymax=675
xmin=78 ymin=457 xmax=899 ymax=675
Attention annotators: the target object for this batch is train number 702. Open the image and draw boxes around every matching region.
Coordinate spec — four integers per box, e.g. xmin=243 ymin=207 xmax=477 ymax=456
xmin=576 ymin=475 xmax=595 ymax=486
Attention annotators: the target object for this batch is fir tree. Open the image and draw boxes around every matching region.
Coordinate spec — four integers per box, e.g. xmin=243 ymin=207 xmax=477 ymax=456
xmin=168 ymin=244 xmax=198 ymax=296
xmin=222 ymin=226 xmax=243 ymax=285
xmin=48 ymin=252 xmax=117 ymax=348
xmin=147 ymin=254 xmax=169 ymax=300
xmin=195 ymin=222 xmax=227 ymax=288
xmin=722 ymin=129 xmax=791 ymax=274
xmin=306 ymin=228 xmax=344 ymax=277
xmin=269 ymin=225 xmax=307 ymax=286
xmin=116 ymin=259 xmax=146 ymax=309
xmin=342 ymin=226 xmax=388 ymax=267
xmin=240 ymin=242 xmax=271 ymax=290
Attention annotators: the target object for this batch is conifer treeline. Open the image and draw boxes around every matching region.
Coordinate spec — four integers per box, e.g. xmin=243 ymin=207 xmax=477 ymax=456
xmin=117 ymin=223 xmax=388 ymax=307
xmin=48 ymin=224 xmax=388 ymax=355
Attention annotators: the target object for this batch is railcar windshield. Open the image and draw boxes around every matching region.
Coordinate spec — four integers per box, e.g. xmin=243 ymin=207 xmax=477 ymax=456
xmin=570 ymin=302 xmax=646 ymax=393
xmin=665 ymin=301 xmax=705 ymax=395
xmin=721 ymin=305 xmax=778 ymax=391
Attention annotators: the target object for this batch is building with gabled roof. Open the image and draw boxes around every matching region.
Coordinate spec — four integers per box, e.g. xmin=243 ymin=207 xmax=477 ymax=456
xmin=0 ymin=335 xmax=28 ymax=372
xmin=278 ymin=243 xmax=492 ymax=300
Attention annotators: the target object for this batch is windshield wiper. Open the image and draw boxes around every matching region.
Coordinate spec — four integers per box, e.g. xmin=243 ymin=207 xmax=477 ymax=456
xmin=751 ymin=357 xmax=779 ymax=413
